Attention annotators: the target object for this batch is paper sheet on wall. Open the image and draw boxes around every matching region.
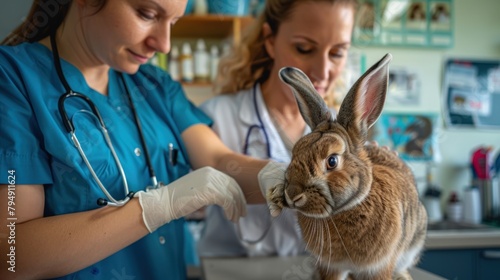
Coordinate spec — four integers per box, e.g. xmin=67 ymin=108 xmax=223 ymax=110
xmin=442 ymin=58 xmax=500 ymax=129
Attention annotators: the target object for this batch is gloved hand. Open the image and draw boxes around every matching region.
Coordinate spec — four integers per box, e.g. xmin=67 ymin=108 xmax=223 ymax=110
xmin=135 ymin=167 xmax=247 ymax=232
xmin=257 ymin=161 xmax=287 ymax=217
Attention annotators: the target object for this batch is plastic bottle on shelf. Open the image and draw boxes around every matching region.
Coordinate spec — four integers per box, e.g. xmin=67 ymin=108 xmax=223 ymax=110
xmin=180 ymin=42 xmax=194 ymax=83
xmin=446 ymin=192 xmax=463 ymax=222
xmin=194 ymin=39 xmax=210 ymax=83
xmin=210 ymin=45 xmax=220 ymax=82
xmin=168 ymin=45 xmax=180 ymax=81
xmin=422 ymin=165 xmax=443 ymax=223
xmin=222 ymin=42 xmax=232 ymax=57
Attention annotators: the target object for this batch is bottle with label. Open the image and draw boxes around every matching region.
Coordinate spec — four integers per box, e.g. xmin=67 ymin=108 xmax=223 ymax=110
xmin=422 ymin=164 xmax=443 ymax=223
xmin=194 ymin=39 xmax=210 ymax=83
xmin=210 ymin=45 xmax=219 ymax=82
xmin=180 ymin=42 xmax=194 ymax=83
xmin=168 ymin=45 xmax=180 ymax=81
xmin=446 ymin=192 xmax=463 ymax=222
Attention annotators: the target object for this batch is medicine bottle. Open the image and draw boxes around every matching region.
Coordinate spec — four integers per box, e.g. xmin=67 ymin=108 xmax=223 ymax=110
xmin=180 ymin=42 xmax=194 ymax=83
xmin=168 ymin=45 xmax=180 ymax=81
xmin=446 ymin=192 xmax=463 ymax=222
xmin=194 ymin=39 xmax=210 ymax=83
xmin=210 ymin=45 xmax=220 ymax=82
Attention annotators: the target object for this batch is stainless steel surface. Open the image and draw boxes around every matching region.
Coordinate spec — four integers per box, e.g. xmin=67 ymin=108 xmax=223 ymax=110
xmin=201 ymin=256 xmax=446 ymax=280
xmin=425 ymin=220 xmax=500 ymax=249
xmin=427 ymin=220 xmax=498 ymax=231
xmin=474 ymin=178 xmax=500 ymax=221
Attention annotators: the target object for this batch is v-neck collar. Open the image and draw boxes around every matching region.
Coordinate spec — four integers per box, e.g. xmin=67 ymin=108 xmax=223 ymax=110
xmin=33 ymin=42 xmax=117 ymax=103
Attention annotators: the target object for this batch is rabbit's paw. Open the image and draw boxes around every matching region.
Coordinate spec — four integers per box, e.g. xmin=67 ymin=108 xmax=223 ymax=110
xmin=266 ymin=184 xmax=286 ymax=217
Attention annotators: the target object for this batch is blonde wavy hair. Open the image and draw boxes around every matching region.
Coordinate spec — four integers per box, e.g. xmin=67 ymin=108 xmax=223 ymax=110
xmin=214 ymin=0 xmax=358 ymax=107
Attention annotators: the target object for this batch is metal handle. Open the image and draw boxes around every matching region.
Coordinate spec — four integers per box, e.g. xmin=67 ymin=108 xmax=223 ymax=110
xmin=482 ymin=250 xmax=500 ymax=259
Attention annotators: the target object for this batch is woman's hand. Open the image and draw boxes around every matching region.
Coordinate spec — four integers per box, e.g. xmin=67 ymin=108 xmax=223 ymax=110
xmin=135 ymin=167 xmax=247 ymax=232
xmin=257 ymin=161 xmax=287 ymax=216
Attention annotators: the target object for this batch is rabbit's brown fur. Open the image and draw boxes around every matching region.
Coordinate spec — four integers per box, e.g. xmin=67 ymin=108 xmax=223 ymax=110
xmin=268 ymin=54 xmax=427 ymax=280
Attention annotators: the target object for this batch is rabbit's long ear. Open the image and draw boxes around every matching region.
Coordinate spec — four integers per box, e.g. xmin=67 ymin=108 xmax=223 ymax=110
xmin=337 ymin=53 xmax=392 ymax=143
xmin=279 ymin=67 xmax=333 ymax=130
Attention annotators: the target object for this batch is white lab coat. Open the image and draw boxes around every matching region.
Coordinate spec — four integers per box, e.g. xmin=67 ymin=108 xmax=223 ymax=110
xmin=197 ymin=84 xmax=309 ymax=257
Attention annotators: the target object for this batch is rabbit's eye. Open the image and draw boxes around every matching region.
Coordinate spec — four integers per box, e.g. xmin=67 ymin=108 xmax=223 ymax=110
xmin=326 ymin=155 xmax=339 ymax=170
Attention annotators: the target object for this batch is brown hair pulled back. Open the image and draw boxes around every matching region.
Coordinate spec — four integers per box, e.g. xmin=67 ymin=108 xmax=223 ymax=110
xmin=2 ymin=0 xmax=106 ymax=46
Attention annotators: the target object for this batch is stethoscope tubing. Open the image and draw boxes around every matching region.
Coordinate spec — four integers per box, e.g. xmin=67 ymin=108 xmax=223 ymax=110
xmin=243 ymin=83 xmax=272 ymax=159
xmin=238 ymin=83 xmax=276 ymax=245
xmin=50 ymin=28 xmax=155 ymax=206
xmin=71 ymin=131 xmax=131 ymax=206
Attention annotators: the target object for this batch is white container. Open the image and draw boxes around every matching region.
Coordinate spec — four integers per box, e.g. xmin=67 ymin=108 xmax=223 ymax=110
xmin=423 ymin=197 xmax=443 ymax=223
xmin=194 ymin=39 xmax=210 ymax=82
xmin=180 ymin=42 xmax=194 ymax=83
xmin=168 ymin=45 xmax=180 ymax=81
xmin=210 ymin=45 xmax=220 ymax=81
xmin=447 ymin=203 xmax=463 ymax=222
xmin=463 ymin=187 xmax=482 ymax=224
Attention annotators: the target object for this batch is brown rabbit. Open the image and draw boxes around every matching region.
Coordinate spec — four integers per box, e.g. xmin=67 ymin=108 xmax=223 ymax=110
xmin=267 ymin=53 xmax=427 ymax=280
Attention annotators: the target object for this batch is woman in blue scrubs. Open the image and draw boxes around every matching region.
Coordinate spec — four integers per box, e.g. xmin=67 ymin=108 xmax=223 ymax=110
xmin=0 ymin=0 xmax=284 ymax=279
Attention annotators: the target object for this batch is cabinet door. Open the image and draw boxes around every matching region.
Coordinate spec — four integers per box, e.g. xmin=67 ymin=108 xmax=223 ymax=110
xmin=418 ymin=249 xmax=475 ymax=280
xmin=477 ymin=248 xmax=500 ymax=279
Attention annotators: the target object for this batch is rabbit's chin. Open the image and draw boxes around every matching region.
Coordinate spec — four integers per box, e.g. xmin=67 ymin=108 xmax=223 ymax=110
xmin=281 ymin=176 xmax=372 ymax=219
xmin=294 ymin=202 xmax=361 ymax=219
xmin=296 ymin=208 xmax=333 ymax=219
xmin=287 ymin=188 xmax=370 ymax=219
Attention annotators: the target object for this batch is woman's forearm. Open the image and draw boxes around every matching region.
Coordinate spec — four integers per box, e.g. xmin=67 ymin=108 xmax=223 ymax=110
xmin=0 ymin=199 xmax=148 ymax=279
xmin=182 ymin=125 xmax=270 ymax=204
xmin=215 ymin=152 xmax=268 ymax=204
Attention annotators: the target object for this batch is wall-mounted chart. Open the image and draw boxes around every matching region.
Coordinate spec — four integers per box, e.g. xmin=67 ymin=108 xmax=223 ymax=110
xmin=353 ymin=0 xmax=453 ymax=48
xmin=371 ymin=113 xmax=440 ymax=162
xmin=442 ymin=58 xmax=500 ymax=129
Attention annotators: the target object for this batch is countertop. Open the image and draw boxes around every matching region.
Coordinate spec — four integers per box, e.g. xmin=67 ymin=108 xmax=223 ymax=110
xmin=188 ymin=223 xmax=500 ymax=279
xmin=426 ymin=228 xmax=500 ymax=249
xmin=200 ymin=256 xmax=446 ymax=280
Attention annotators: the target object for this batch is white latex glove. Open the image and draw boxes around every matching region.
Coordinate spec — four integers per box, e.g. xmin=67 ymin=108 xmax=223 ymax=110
xmin=257 ymin=161 xmax=287 ymax=217
xmin=135 ymin=167 xmax=247 ymax=232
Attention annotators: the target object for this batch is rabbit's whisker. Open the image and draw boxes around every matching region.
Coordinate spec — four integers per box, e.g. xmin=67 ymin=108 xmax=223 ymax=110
xmin=331 ymin=217 xmax=354 ymax=266
xmin=304 ymin=219 xmax=322 ymax=267
xmin=314 ymin=220 xmax=324 ymax=268
xmin=324 ymin=218 xmax=334 ymax=275
xmin=319 ymin=219 xmax=325 ymax=267
xmin=319 ymin=219 xmax=328 ymax=273
xmin=314 ymin=220 xmax=324 ymax=263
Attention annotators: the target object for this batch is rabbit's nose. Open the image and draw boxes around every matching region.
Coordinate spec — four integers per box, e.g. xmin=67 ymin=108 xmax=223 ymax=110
xmin=285 ymin=184 xmax=307 ymax=207
xmin=292 ymin=193 xmax=307 ymax=207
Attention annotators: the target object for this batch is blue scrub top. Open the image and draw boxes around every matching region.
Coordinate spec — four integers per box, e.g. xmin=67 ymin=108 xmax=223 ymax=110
xmin=0 ymin=42 xmax=212 ymax=279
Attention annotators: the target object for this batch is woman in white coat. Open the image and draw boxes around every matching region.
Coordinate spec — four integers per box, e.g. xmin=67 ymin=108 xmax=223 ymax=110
xmin=197 ymin=0 xmax=357 ymax=257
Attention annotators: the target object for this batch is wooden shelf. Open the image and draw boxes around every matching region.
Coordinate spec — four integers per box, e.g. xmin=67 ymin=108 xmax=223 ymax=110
xmin=172 ymin=15 xmax=254 ymax=44
xmin=181 ymin=81 xmax=213 ymax=87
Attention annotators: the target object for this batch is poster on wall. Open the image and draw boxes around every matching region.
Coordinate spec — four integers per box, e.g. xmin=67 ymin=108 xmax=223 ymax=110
xmin=370 ymin=113 xmax=440 ymax=162
xmin=386 ymin=66 xmax=421 ymax=106
xmin=353 ymin=0 xmax=453 ymax=48
xmin=442 ymin=58 xmax=500 ymax=129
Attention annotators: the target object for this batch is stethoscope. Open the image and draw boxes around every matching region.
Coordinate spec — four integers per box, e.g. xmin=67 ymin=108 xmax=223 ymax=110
xmin=50 ymin=30 xmax=162 ymax=207
xmin=242 ymin=83 xmax=272 ymax=159
xmin=238 ymin=83 xmax=274 ymax=246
